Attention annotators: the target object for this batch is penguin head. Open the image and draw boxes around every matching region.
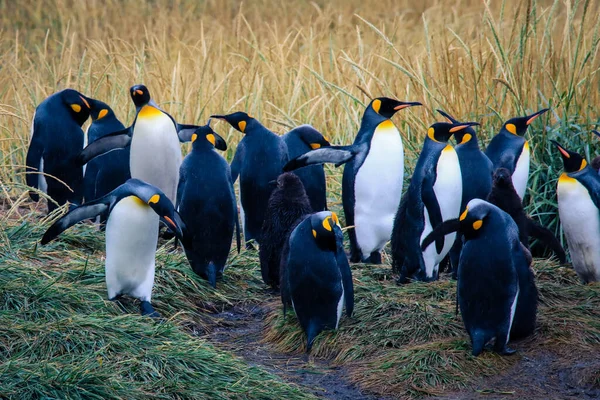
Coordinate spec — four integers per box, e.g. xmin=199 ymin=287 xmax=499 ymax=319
xmin=191 ymin=120 xmax=228 ymax=151
xmin=273 ymin=172 xmax=308 ymax=199
xmin=292 ymin=125 xmax=331 ymax=149
xmin=87 ymin=98 xmax=115 ymax=122
xmin=210 ymin=111 xmax=255 ymax=133
xmin=427 ymin=121 xmax=480 ymax=143
xmin=310 ymin=211 xmax=341 ymax=252
xmin=130 ymin=84 xmax=151 ymax=107
xmin=502 ymin=108 xmax=549 ymax=136
xmin=370 ymin=97 xmax=422 ymax=119
xmin=492 ymin=167 xmax=513 ymax=188
xmin=436 ymin=109 xmax=478 ymax=145
xmin=551 ymin=140 xmax=588 ymax=173
xmin=61 ymin=89 xmax=92 ymax=125
xmin=457 ymin=199 xmax=494 ymax=240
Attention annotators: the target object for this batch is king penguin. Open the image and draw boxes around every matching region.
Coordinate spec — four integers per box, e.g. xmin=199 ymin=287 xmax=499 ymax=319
xmin=485 ymin=108 xmax=549 ymax=200
xmin=210 ymin=112 xmax=289 ymax=248
xmin=552 ymin=141 xmax=600 ymax=283
xmin=83 ymin=98 xmax=131 ymax=211
xmin=282 ymin=125 xmax=331 ymax=211
xmin=421 ymin=199 xmax=536 ymax=355
xmin=77 ymin=85 xmax=222 ymax=203
xmin=284 ymin=97 xmax=422 ymax=264
xmin=392 ymin=121 xmax=478 ymax=282
xmin=26 ymin=89 xmax=92 ymax=213
xmin=280 ymin=211 xmax=354 ymax=352
xmin=437 ymin=110 xmax=493 ymax=276
xmin=176 ymin=121 xmax=240 ymax=288
xmin=591 ymin=130 xmax=600 ymax=173
xmin=41 ymin=179 xmax=184 ymax=317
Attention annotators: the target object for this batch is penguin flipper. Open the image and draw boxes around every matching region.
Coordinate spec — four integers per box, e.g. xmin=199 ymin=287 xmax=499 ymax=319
xmin=41 ymin=201 xmax=109 ymax=244
xmin=77 ymin=128 xmax=132 ymax=165
xmin=283 ymin=146 xmax=357 ymax=172
xmin=421 ymin=174 xmax=445 ymax=253
xmin=25 ymin=128 xmax=44 ymax=201
xmin=526 ymin=218 xmax=566 ymax=263
xmin=230 ymin=140 xmax=245 ymax=183
xmin=421 ymin=219 xmax=461 ymax=252
xmin=336 ymin=228 xmax=354 ymax=317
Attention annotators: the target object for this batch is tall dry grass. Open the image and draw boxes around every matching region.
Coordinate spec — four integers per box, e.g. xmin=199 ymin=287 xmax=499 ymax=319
xmin=0 ymin=0 xmax=599 ymax=234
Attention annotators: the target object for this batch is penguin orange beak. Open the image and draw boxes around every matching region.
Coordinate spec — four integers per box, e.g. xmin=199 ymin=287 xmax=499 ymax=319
xmin=394 ymin=101 xmax=423 ymax=110
xmin=79 ymin=96 xmax=91 ymax=109
xmin=550 ymin=140 xmax=570 ymax=159
xmin=162 ymin=215 xmax=184 ymax=239
xmin=525 ymin=108 xmax=549 ymax=125
xmin=134 ymin=89 xmax=143 ymax=96
xmin=449 ymin=122 xmax=480 ymax=133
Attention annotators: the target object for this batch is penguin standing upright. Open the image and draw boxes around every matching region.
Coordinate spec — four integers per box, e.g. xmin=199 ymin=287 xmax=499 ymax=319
xmin=83 ymin=98 xmax=130 ymax=209
xmin=391 ymin=121 xmax=478 ymax=282
xmin=421 ymin=199 xmax=536 ymax=355
xmin=284 ymin=97 xmax=422 ymax=264
xmin=591 ymin=130 xmax=600 ymax=173
xmin=280 ymin=211 xmax=354 ymax=352
xmin=26 ymin=89 xmax=92 ymax=213
xmin=77 ymin=85 xmax=217 ymax=203
xmin=437 ymin=110 xmax=493 ymax=275
xmin=176 ymin=122 xmax=239 ymax=288
xmin=211 ymin=112 xmax=289 ymax=248
xmin=282 ymin=125 xmax=331 ymax=211
xmin=552 ymin=141 xmax=600 ymax=283
xmin=260 ymin=172 xmax=313 ymax=289
xmin=41 ymin=179 xmax=184 ymax=317
xmin=485 ymin=108 xmax=549 ymax=200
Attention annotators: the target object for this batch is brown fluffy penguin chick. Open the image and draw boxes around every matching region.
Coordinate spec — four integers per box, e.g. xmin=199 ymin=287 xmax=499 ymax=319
xmin=487 ymin=168 xmax=566 ymax=263
xmin=259 ymin=173 xmax=313 ymax=289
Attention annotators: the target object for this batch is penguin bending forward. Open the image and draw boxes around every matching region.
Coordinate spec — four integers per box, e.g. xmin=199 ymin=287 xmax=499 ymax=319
xmin=280 ymin=211 xmax=354 ymax=352
xmin=421 ymin=199 xmax=537 ymax=355
xmin=41 ymin=179 xmax=184 ymax=317
xmin=392 ymin=121 xmax=478 ymax=282
xmin=176 ymin=122 xmax=240 ymax=288
xmin=26 ymin=89 xmax=93 ymax=213
xmin=284 ymin=97 xmax=422 ymax=264
xmin=485 ymin=108 xmax=549 ymax=200
xmin=553 ymin=141 xmax=600 ymax=283
xmin=260 ymin=172 xmax=313 ymax=289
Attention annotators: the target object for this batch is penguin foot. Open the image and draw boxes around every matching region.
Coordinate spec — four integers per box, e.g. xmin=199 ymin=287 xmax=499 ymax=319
xmin=110 ymin=297 xmax=128 ymax=314
xmin=140 ymin=301 xmax=161 ymax=318
xmin=499 ymin=347 xmax=517 ymax=356
xmin=367 ymin=251 xmax=382 ymax=265
xmin=349 ymin=251 xmax=362 ymax=263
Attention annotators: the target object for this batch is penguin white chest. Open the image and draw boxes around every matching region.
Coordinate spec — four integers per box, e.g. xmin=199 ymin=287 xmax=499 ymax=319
xmin=420 ymin=145 xmax=462 ymax=278
xmin=105 ymin=196 xmax=160 ymax=301
xmin=131 ymin=106 xmax=182 ymax=203
xmin=512 ymin=142 xmax=530 ymax=200
xmin=557 ymin=175 xmax=600 ymax=282
xmin=354 ymin=120 xmax=404 ymax=255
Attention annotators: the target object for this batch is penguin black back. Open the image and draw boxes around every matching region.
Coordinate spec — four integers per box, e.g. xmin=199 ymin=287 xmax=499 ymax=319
xmin=26 ymin=89 xmax=92 ymax=213
xmin=211 ymin=112 xmax=289 ymax=248
xmin=83 ymin=98 xmax=131 ymax=210
xmin=260 ymin=172 xmax=313 ymax=289
xmin=177 ymin=123 xmax=238 ymax=288
xmin=282 ymin=125 xmax=330 ymax=211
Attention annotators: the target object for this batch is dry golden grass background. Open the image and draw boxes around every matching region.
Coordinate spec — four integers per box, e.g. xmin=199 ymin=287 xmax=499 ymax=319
xmin=0 ymin=0 xmax=599 ymax=220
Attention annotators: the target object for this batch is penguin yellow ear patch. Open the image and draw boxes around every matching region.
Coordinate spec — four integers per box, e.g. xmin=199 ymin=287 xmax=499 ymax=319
xmin=238 ymin=121 xmax=247 ymax=133
xmin=372 ymin=99 xmax=381 ymax=114
xmin=322 ymin=217 xmax=332 ymax=232
xmin=580 ymin=159 xmax=588 ymax=171
xmin=427 ymin=127 xmax=436 ymax=142
xmin=312 ymin=229 xmax=317 ymax=238
xmin=191 ymin=133 xmax=198 ymax=143
xmin=331 ymin=212 xmax=340 ymax=226
xmin=71 ymin=104 xmax=82 ymax=112
xmin=473 ymin=220 xmax=483 ymax=230
xmin=459 ymin=133 xmax=472 ymax=145
xmin=505 ymin=123 xmax=517 ymax=135
xmin=206 ymin=133 xmax=216 ymax=146
xmin=148 ymin=194 xmax=160 ymax=204
xmin=459 ymin=207 xmax=469 ymax=221
xmin=310 ymin=143 xmax=321 ymax=149
xmin=98 ymin=109 xmax=108 ymax=120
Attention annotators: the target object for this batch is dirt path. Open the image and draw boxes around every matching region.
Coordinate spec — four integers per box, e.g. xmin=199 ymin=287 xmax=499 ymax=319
xmin=204 ymin=301 xmax=391 ymax=400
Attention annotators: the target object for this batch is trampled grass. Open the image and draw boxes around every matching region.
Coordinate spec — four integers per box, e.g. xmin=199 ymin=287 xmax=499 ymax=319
xmin=2 ymin=0 xmax=600 ymax=398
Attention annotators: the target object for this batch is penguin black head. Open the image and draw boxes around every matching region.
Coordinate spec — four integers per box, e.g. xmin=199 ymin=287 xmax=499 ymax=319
xmin=210 ymin=111 xmax=255 ymax=133
xmin=130 ymin=84 xmax=151 ymax=107
xmin=427 ymin=121 xmax=480 ymax=143
xmin=501 ymin=108 xmax=549 ymax=137
xmin=61 ymin=89 xmax=92 ymax=125
xmin=87 ymin=98 xmax=116 ymax=122
xmin=370 ymin=97 xmax=422 ymax=119
xmin=310 ymin=211 xmax=340 ymax=252
xmin=293 ymin=125 xmax=331 ymax=150
xmin=492 ymin=167 xmax=513 ymax=188
xmin=274 ymin=172 xmax=308 ymax=198
xmin=551 ymin=140 xmax=588 ymax=173
xmin=191 ymin=120 xmax=227 ymax=151
xmin=436 ymin=109 xmax=478 ymax=145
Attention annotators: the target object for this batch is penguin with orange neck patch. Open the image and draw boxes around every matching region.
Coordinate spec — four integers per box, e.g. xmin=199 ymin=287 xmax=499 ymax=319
xmin=485 ymin=108 xmax=549 ymax=200
xmin=392 ymin=121 xmax=479 ymax=282
xmin=284 ymin=97 xmax=422 ymax=264
xmin=553 ymin=141 xmax=600 ymax=283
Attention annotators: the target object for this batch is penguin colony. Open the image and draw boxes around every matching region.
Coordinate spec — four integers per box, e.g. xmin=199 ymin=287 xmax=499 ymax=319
xmin=27 ymin=86 xmax=599 ymax=356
